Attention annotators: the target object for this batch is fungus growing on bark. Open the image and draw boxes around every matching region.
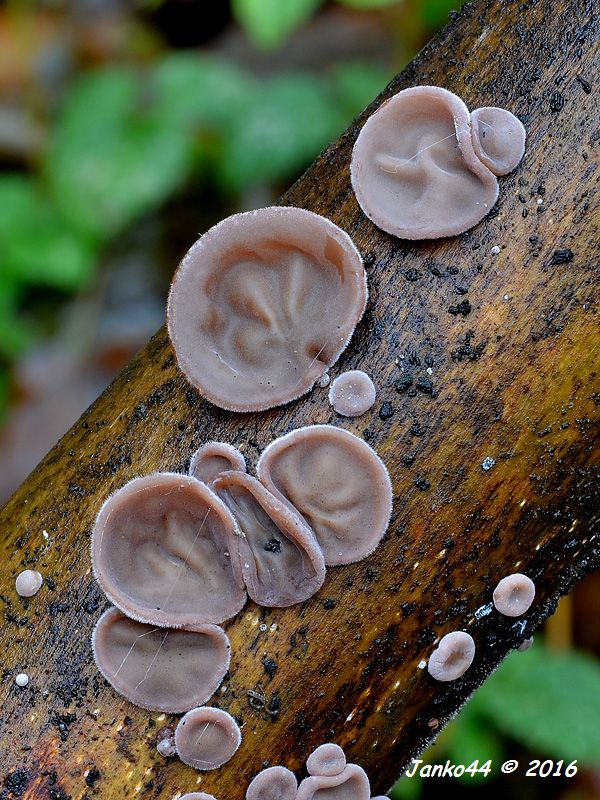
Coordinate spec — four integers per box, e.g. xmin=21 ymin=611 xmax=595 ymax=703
xmin=492 ymin=573 xmax=535 ymax=617
xmin=180 ymin=794 xmax=219 ymax=800
xmin=15 ymin=673 xmax=29 ymax=687
xmin=351 ymin=86 xmax=525 ymax=239
xmin=167 ymin=207 xmax=367 ymax=412
xmin=257 ymin=425 xmax=392 ymax=565
xmin=246 ymin=766 xmax=298 ymax=800
xmin=306 ymin=743 xmax=346 ymax=776
xmin=296 ymin=763 xmax=371 ymax=800
xmin=15 ymin=569 xmax=43 ymax=597
xmin=91 ymin=607 xmax=230 ymax=713
xmin=328 ymin=370 xmax=376 ymax=417
xmin=91 ymin=473 xmax=246 ymax=627
xmin=157 ymin=736 xmax=176 ymax=757
xmin=175 ymin=706 xmax=241 ymax=770
xmin=427 ymin=630 xmax=476 ymax=682
xmin=190 ymin=442 xmax=246 ymax=484
xmin=211 ymin=470 xmax=326 ymax=607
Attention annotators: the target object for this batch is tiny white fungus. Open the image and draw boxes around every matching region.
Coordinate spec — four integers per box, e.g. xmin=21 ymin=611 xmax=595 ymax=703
xmin=493 ymin=573 xmax=535 ymax=617
xmin=490 ymin=245 xmax=501 ymax=255
xmin=427 ymin=631 xmax=475 ymax=682
xmin=15 ymin=673 xmax=29 ymax=687
xmin=15 ymin=569 xmax=43 ymax=597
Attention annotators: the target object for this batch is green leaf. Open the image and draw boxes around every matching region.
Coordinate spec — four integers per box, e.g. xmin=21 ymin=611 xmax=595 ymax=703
xmin=420 ymin=0 xmax=461 ymax=28
xmin=232 ymin=0 xmax=323 ymax=49
xmin=0 ymin=176 xmax=96 ymax=292
xmin=470 ymin=642 xmax=600 ymax=764
xmin=390 ymin=774 xmax=422 ymax=800
xmin=329 ymin=62 xmax=391 ymax=119
xmin=336 ymin=0 xmax=400 ymax=9
xmin=0 ymin=288 xmax=34 ymax=359
xmin=47 ymin=67 xmax=194 ymax=240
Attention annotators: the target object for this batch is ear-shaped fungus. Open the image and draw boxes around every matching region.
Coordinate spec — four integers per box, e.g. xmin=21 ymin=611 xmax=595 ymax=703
xmin=211 ymin=471 xmax=326 ymax=607
xmin=427 ymin=631 xmax=475 ymax=682
xmin=470 ymin=107 xmax=526 ymax=176
xmin=91 ymin=473 xmax=246 ymax=627
xmin=492 ymin=573 xmax=535 ymax=617
xmin=351 ymin=86 xmax=524 ymax=239
xmin=175 ymin=706 xmax=241 ymax=770
xmin=190 ymin=442 xmax=247 ymax=484
xmin=167 ymin=207 xmax=367 ymax=412
xmin=257 ymin=425 xmax=392 ymax=565
xmin=306 ymin=743 xmax=347 ymax=776
xmin=246 ymin=766 xmax=298 ymax=800
xmin=296 ymin=764 xmax=371 ymax=800
xmin=328 ymin=370 xmax=376 ymax=417
xmin=91 ymin=607 xmax=230 ymax=713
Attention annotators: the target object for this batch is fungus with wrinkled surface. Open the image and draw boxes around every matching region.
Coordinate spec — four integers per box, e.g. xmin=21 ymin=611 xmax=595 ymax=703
xmin=92 ymin=607 xmax=231 ymax=713
xmin=306 ymin=743 xmax=346 ymax=776
xmin=174 ymin=706 xmax=241 ymax=770
xmin=211 ymin=470 xmax=326 ymax=607
xmin=91 ymin=473 xmax=246 ymax=627
xmin=351 ymin=86 xmax=525 ymax=239
xmin=257 ymin=425 xmax=392 ymax=565
xmin=190 ymin=442 xmax=246 ymax=484
xmin=296 ymin=763 xmax=371 ymax=800
xmin=427 ymin=630 xmax=476 ymax=682
xmin=15 ymin=569 xmax=43 ymax=597
xmin=493 ymin=573 xmax=535 ymax=617
xmin=167 ymin=207 xmax=367 ymax=412
xmin=246 ymin=766 xmax=298 ymax=800
xmin=328 ymin=370 xmax=376 ymax=417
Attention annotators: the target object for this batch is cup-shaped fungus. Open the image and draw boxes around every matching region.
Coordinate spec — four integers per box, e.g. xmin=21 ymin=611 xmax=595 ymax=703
xmin=328 ymin=370 xmax=376 ymax=417
xmin=296 ymin=764 xmax=371 ymax=800
xmin=91 ymin=473 xmax=246 ymax=627
xmin=167 ymin=207 xmax=367 ymax=412
xmin=427 ymin=630 xmax=475 ymax=682
xmin=211 ymin=471 xmax=326 ymax=607
xmin=351 ymin=86 xmax=524 ymax=239
xmin=246 ymin=766 xmax=298 ymax=800
xmin=92 ymin=607 xmax=231 ymax=713
xmin=470 ymin=107 xmax=526 ymax=176
xmin=306 ymin=743 xmax=347 ymax=777
xmin=492 ymin=573 xmax=535 ymax=617
xmin=180 ymin=794 xmax=219 ymax=800
xmin=190 ymin=442 xmax=246 ymax=484
xmin=257 ymin=425 xmax=392 ymax=565
xmin=15 ymin=569 xmax=43 ymax=597
xmin=175 ymin=706 xmax=241 ymax=770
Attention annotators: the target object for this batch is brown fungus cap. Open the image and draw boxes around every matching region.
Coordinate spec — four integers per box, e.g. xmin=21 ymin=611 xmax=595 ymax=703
xmin=175 ymin=706 xmax=241 ymax=770
xmin=257 ymin=425 xmax=392 ymax=565
xmin=328 ymin=370 xmax=376 ymax=417
xmin=167 ymin=207 xmax=367 ymax=412
xmin=246 ymin=766 xmax=298 ymax=800
xmin=296 ymin=764 xmax=370 ymax=800
xmin=470 ymin=107 xmax=526 ymax=176
xmin=91 ymin=607 xmax=230 ymax=713
xmin=351 ymin=86 xmax=501 ymax=239
xmin=190 ymin=441 xmax=247 ymax=484
xmin=492 ymin=573 xmax=535 ymax=617
xmin=427 ymin=631 xmax=475 ymax=682
xmin=91 ymin=473 xmax=246 ymax=627
xmin=306 ymin=743 xmax=347 ymax=777
xmin=211 ymin=470 xmax=325 ymax=607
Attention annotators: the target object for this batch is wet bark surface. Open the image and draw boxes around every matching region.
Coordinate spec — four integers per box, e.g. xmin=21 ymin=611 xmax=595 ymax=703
xmin=1 ymin=0 xmax=598 ymax=798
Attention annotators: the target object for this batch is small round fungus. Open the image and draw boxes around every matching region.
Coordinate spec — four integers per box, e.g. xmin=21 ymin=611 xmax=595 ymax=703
xmin=15 ymin=673 xmax=29 ymax=687
xmin=175 ymin=706 xmax=241 ymax=771
xmin=157 ymin=736 xmax=176 ymax=757
xmin=179 ymin=794 xmax=219 ymax=800
xmin=92 ymin=607 xmax=230 ymax=713
xmin=15 ymin=569 xmax=43 ymax=597
xmin=167 ymin=207 xmax=367 ymax=412
xmin=306 ymin=743 xmax=347 ymax=777
xmin=470 ymin=107 xmax=526 ymax=176
xmin=328 ymin=371 xmax=376 ymax=417
xmin=246 ymin=766 xmax=298 ymax=800
xmin=211 ymin=471 xmax=326 ymax=607
xmin=518 ymin=636 xmax=534 ymax=652
xmin=91 ymin=473 xmax=246 ymax=627
xmin=351 ymin=86 xmax=524 ymax=239
xmin=427 ymin=631 xmax=476 ymax=682
xmin=190 ymin=442 xmax=246 ymax=484
xmin=296 ymin=764 xmax=370 ymax=800
xmin=493 ymin=573 xmax=535 ymax=617
xmin=257 ymin=425 xmax=392 ymax=565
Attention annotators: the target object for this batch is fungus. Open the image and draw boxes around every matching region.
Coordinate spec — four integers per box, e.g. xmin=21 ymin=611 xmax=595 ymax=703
xmin=246 ymin=766 xmax=298 ymax=800
xmin=167 ymin=207 xmax=367 ymax=412
xmin=328 ymin=371 xmax=376 ymax=417
xmin=257 ymin=425 xmax=392 ymax=565
xmin=157 ymin=736 xmax=176 ymax=757
xmin=351 ymin=86 xmax=524 ymax=239
xmin=15 ymin=673 xmax=29 ymax=687
xmin=190 ymin=442 xmax=246 ymax=484
xmin=518 ymin=636 xmax=534 ymax=652
xmin=211 ymin=471 xmax=326 ymax=607
xmin=427 ymin=631 xmax=475 ymax=682
xmin=492 ymin=573 xmax=535 ymax=617
xmin=91 ymin=607 xmax=230 ymax=713
xmin=180 ymin=794 xmax=219 ymax=800
xmin=174 ymin=706 xmax=241 ymax=770
xmin=296 ymin=763 xmax=370 ymax=800
xmin=15 ymin=569 xmax=43 ymax=597
xmin=91 ymin=473 xmax=246 ymax=627
xmin=470 ymin=107 xmax=526 ymax=176
xmin=306 ymin=743 xmax=346 ymax=777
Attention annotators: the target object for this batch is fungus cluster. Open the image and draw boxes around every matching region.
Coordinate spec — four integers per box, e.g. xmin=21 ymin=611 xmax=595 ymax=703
xmin=351 ymin=86 xmax=525 ymax=239
xmin=167 ymin=207 xmax=367 ymax=412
